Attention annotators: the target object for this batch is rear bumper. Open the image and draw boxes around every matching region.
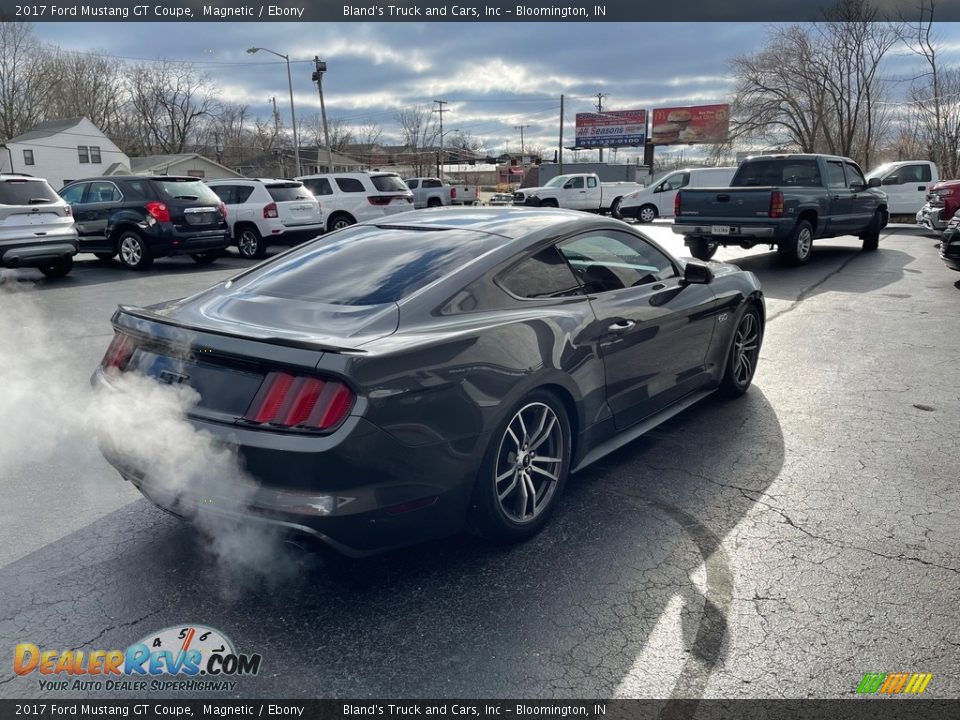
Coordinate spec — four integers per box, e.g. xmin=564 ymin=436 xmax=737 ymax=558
xmin=673 ymin=223 xmax=777 ymax=240
xmin=277 ymin=224 xmax=325 ymax=244
xmin=92 ymin=369 xmax=482 ymax=556
xmin=148 ymin=224 xmax=230 ymax=257
xmin=1 ymin=237 xmax=78 ymax=268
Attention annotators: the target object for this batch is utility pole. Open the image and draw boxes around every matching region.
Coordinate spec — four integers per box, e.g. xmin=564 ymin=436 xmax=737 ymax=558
xmin=558 ymin=94 xmax=564 ymax=174
xmin=312 ymin=57 xmax=333 ymax=173
xmin=433 ymin=99 xmax=448 ymax=178
xmin=515 ymin=125 xmax=531 ymax=161
xmin=595 ymin=92 xmax=608 ymax=163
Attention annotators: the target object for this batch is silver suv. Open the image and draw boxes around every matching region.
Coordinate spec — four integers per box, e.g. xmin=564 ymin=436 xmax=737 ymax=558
xmin=207 ymin=178 xmax=324 ymax=260
xmin=0 ymin=174 xmax=78 ymax=277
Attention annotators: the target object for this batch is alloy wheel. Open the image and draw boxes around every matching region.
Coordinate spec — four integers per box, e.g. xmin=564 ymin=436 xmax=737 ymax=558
xmin=238 ymin=230 xmax=260 ymax=258
xmin=796 ymin=227 xmax=812 ymax=260
xmin=639 ymin=206 xmax=656 ymax=223
xmin=494 ymin=402 xmax=564 ymax=524
xmin=732 ymin=312 xmax=761 ymax=387
xmin=120 ymin=236 xmax=142 ymax=266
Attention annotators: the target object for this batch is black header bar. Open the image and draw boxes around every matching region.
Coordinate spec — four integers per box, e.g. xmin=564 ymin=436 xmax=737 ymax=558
xmin=2 ymin=0 xmax=960 ymax=22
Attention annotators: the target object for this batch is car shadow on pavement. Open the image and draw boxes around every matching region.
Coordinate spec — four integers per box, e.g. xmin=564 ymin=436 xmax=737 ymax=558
xmin=0 ymin=387 xmax=783 ymax=700
xmin=731 ymin=246 xmax=915 ymax=304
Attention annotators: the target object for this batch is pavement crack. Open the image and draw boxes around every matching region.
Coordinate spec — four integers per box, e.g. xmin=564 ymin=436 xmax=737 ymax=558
xmin=767 ymin=251 xmax=862 ymax=322
xmin=76 ymin=609 xmax=164 ymax=651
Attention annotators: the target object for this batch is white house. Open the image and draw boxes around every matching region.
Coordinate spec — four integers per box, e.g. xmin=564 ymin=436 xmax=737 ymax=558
xmin=0 ymin=117 xmax=130 ymax=190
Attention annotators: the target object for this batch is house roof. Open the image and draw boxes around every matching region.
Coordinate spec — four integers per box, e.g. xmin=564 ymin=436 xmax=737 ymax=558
xmin=297 ymin=147 xmax=364 ymax=166
xmin=7 ymin=117 xmax=86 ymax=143
xmin=129 ymin=153 xmax=239 ymax=176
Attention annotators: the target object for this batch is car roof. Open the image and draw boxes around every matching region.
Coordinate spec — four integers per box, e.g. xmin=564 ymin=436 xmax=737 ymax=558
xmin=743 ymin=153 xmax=855 ymax=163
xmin=67 ymin=175 xmax=202 ymax=183
xmin=361 ymin=206 xmax=608 ymax=240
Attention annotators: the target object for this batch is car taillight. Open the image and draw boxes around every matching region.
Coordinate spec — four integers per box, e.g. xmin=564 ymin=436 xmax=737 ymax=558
xmin=263 ymin=202 xmax=279 ymax=218
xmin=219 ymin=201 xmax=227 ymax=220
xmin=101 ymin=333 xmax=136 ymax=374
xmin=451 ymin=187 xmax=457 ymax=199
xmin=368 ymin=196 xmax=392 ymax=206
xmin=243 ymin=371 xmax=355 ymax=431
xmin=145 ymin=202 xmax=170 ymax=223
xmin=769 ymin=190 xmax=784 ymax=218
xmin=64 ymin=205 xmax=72 ymax=217
xmin=674 ymin=191 xmax=682 ymax=217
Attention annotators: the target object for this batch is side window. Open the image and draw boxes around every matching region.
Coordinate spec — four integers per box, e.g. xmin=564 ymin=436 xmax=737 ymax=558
xmin=566 ymin=177 xmax=584 ymax=189
xmin=826 ymin=162 xmax=846 ymax=188
xmin=498 ymin=246 xmax=583 ymax=299
xmin=60 ymin=183 xmax=87 ymax=204
xmin=303 ymin=178 xmax=333 ymax=196
xmin=235 ymin=186 xmax=255 ymax=203
xmin=78 ymin=146 xmax=89 ymax=164
xmin=845 ymin=163 xmax=866 ymax=188
xmin=406 ymin=179 xmax=419 ymax=189
xmin=901 ymin=164 xmax=932 ymax=183
xmin=125 ymin=181 xmax=149 ymax=199
xmin=424 ymin=179 xmax=442 ymax=188
xmin=336 ymin=177 xmax=365 ymax=193
xmin=23 ymin=149 xmax=34 ymax=166
xmin=87 ymin=181 xmax=122 ymax=203
xmin=210 ymin=186 xmax=235 ymax=204
xmin=90 ymin=146 xmax=102 ymax=164
xmin=587 ymin=177 xmax=598 ymax=188
xmin=558 ymin=231 xmax=677 ymax=293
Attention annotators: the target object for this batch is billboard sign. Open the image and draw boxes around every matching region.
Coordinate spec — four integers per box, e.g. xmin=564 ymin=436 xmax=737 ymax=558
xmin=575 ymin=109 xmax=647 ymax=148
xmin=650 ymin=104 xmax=730 ymax=145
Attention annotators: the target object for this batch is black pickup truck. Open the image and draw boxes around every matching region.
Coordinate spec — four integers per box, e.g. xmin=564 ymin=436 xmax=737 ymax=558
xmin=671 ymin=154 xmax=888 ymax=265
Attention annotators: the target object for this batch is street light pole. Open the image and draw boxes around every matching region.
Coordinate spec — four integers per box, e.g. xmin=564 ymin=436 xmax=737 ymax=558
xmin=248 ymin=47 xmax=300 ymax=177
xmin=312 ymin=57 xmax=334 ymax=173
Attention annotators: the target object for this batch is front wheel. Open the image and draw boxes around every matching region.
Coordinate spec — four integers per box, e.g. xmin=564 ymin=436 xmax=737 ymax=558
xmin=688 ymin=237 xmax=719 ymax=260
xmin=609 ymin=197 xmax=622 ymax=218
xmin=861 ymin=210 xmax=883 ymax=251
xmin=471 ymin=391 xmax=571 ymax=542
xmin=637 ymin=204 xmax=657 ymax=223
xmin=778 ymin=220 xmax=814 ymax=266
xmin=39 ymin=256 xmax=73 ymax=278
xmin=719 ymin=305 xmax=763 ymax=398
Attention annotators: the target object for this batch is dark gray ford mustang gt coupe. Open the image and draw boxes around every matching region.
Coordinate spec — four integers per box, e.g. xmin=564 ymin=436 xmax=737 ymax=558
xmin=93 ymin=208 xmax=764 ymax=556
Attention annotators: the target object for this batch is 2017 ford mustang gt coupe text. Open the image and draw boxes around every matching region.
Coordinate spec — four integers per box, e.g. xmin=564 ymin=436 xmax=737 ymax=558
xmin=92 ymin=208 xmax=764 ymax=556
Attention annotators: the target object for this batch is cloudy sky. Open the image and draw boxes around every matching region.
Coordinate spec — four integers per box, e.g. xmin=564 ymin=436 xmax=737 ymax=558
xmin=33 ymin=21 xmax=960 ymax=163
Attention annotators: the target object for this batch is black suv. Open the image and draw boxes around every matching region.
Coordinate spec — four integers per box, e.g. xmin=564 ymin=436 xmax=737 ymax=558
xmin=59 ymin=176 xmax=229 ymax=270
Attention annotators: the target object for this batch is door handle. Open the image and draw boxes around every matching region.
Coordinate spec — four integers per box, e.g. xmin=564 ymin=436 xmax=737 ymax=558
xmin=608 ymin=320 xmax=636 ymax=333
xmin=832 ymin=195 xmax=841 ymax=200
xmin=919 ymin=186 xmax=927 ymax=191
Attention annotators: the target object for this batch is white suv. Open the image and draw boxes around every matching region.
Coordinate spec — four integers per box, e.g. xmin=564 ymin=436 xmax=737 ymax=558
xmin=207 ymin=178 xmax=324 ymax=259
xmin=295 ymin=172 xmax=414 ymax=231
xmin=0 ymin=174 xmax=78 ymax=277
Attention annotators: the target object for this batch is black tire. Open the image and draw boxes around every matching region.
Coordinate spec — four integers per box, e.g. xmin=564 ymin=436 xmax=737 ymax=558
xmin=38 ymin=256 xmax=73 ymax=278
xmin=236 ymin=225 xmax=266 ymax=259
xmin=689 ymin=237 xmax=719 ymax=261
xmin=861 ymin=210 xmax=882 ymax=251
xmin=541 ymin=199 xmax=559 ymax=208
xmin=94 ymin=252 xmax=116 ymax=262
xmin=470 ymin=390 xmax=571 ymax=543
xmin=327 ymin=213 xmax=355 ymax=232
xmin=609 ymin=197 xmax=623 ymax=218
xmin=117 ymin=230 xmax=153 ymax=270
xmin=778 ymin=219 xmax=814 ymax=266
xmin=637 ymin=204 xmax=658 ymax=223
xmin=427 ymin=197 xmax=442 ymax=208
xmin=719 ymin=305 xmax=763 ymax=398
xmin=190 ymin=251 xmax=219 ymax=265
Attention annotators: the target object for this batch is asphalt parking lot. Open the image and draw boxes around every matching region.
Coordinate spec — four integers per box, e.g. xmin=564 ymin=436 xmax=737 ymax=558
xmin=1 ymin=223 xmax=958 ymax=699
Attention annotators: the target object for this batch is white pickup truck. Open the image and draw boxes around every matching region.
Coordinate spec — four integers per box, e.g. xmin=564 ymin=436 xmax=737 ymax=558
xmin=512 ymin=173 xmax=639 ymax=214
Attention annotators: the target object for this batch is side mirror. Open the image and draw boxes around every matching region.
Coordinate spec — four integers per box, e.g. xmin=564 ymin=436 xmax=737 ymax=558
xmin=870 ymin=177 xmax=884 ymax=188
xmin=683 ymin=260 xmax=714 ymax=285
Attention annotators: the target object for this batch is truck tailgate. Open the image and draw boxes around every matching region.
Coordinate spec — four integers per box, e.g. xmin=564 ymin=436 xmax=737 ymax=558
xmin=676 ymin=187 xmax=775 ymax=221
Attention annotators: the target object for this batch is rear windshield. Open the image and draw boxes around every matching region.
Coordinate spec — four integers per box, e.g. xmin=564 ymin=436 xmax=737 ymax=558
xmin=266 ymin=183 xmax=313 ymax=202
xmin=0 ymin=179 xmax=59 ymax=205
xmin=154 ymin=179 xmax=222 ymax=204
xmin=731 ymin=159 xmax=823 ymax=187
xmin=234 ymin=225 xmax=496 ymax=306
xmin=371 ymin=175 xmax=409 ymax=192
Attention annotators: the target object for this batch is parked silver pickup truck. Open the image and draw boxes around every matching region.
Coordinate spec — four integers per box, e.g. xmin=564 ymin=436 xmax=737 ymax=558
xmin=404 ymin=177 xmax=455 ymax=209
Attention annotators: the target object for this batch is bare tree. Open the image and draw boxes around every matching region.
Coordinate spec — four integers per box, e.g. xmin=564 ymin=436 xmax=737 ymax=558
xmin=124 ymin=59 xmax=220 ymax=155
xmin=46 ymin=50 xmax=126 ymax=137
xmin=356 ymin=120 xmax=383 ymax=169
xmin=0 ymin=22 xmax=57 ymax=141
xmin=396 ymin=105 xmax=438 ymax=175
